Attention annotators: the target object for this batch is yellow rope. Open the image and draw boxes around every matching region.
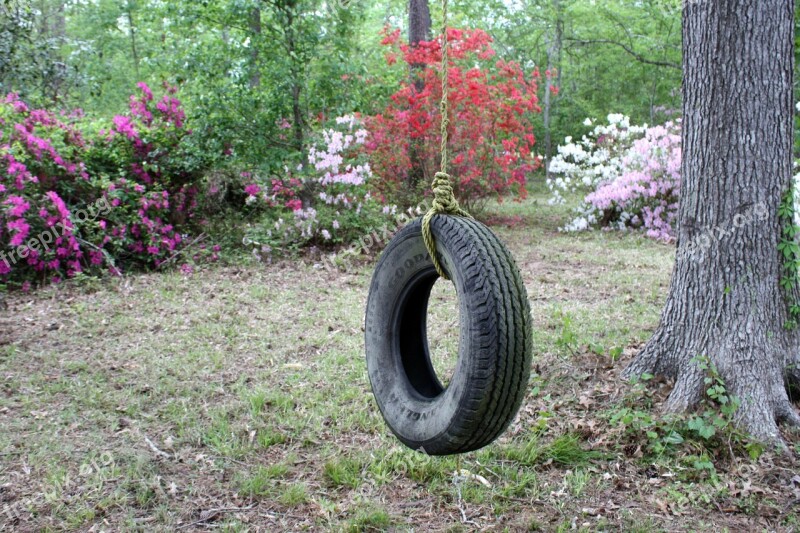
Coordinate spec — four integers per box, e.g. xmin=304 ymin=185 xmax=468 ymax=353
xmin=421 ymin=0 xmax=472 ymax=280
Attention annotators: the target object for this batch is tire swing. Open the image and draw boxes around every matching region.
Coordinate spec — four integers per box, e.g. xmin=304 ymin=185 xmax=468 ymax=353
xmin=364 ymin=0 xmax=533 ymax=456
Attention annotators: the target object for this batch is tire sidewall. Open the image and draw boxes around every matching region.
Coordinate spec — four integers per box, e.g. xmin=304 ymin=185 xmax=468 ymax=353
xmin=365 ymin=219 xmax=473 ymax=451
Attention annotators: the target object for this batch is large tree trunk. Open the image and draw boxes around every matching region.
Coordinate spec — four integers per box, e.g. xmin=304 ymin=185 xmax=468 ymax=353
xmin=407 ymin=0 xmax=431 ymax=196
xmin=624 ymin=0 xmax=800 ymax=442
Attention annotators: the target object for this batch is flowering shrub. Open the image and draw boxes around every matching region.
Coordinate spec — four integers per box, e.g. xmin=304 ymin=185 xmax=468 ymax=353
xmin=242 ymin=115 xmax=399 ymax=257
xmin=550 ymin=116 xmax=681 ymax=241
xmin=0 ymin=84 xmax=214 ymax=288
xmin=83 ymin=83 xmax=213 ymax=268
xmin=367 ymin=27 xmax=541 ymax=212
xmin=546 ymin=114 xmax=647 ymax=205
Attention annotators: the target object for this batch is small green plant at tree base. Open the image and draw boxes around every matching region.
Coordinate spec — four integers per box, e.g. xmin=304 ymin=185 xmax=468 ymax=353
xmin=685 ymin=356 xmax=740 ymax=441
xmin=609 ymin=357 xmax=764 ymax=462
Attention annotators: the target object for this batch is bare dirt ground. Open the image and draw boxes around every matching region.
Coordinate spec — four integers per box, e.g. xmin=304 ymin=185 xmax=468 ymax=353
xmin=1 ymin=196 xmax=799 ymax=532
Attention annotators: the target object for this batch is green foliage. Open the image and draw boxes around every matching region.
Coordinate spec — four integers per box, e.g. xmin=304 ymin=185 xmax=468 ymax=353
xmin=451 ymin=0 xmax=681 ymax=146
xmin=612 ymin=359 xmax=764 ymax=464
xmin=505 ymin=433 xmax=604 ymax=467
xmin=555 ymin=312 xmax=580 ymax=355
xmin=323 ymin=456 xmax=364 ymax=489
xmin=1 ymin=0 xmax=683 ymax=173
xmin=778 ymin=188 xmax=800 ymax=328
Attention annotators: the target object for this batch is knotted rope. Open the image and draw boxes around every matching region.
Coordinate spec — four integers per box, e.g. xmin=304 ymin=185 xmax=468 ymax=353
xmin=421 ymin=0 xmax=473 ymax=280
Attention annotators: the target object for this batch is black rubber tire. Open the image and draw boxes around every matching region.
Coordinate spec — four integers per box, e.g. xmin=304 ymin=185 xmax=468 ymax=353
xmin=365 ymin=216 xmax=532 ymax=456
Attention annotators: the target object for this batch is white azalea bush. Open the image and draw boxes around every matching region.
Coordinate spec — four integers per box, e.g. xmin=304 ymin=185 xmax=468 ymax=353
xmin=548 ymin=115 xmax=682 ymax=242
xmin=547 ymin=114 xmax=648 ymax=205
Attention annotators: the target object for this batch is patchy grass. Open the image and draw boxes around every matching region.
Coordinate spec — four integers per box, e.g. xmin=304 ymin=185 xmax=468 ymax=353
xmin=1 ymin=189 xmax=799 ymax=531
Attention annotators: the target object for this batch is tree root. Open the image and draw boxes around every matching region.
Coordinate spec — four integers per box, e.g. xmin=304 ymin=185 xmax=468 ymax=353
xmin=776 ymin=398 xmax=800 ymax=428
xmin=623 ymin=330 xmax=800 ymax=446
xmin=663 ymin=364 xmax=704 ymax=414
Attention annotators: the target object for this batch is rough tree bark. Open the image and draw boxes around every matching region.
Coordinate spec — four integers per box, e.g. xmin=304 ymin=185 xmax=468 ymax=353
xmin=407 ymin=0 xmax=431 ymax=195
xmin=624 ymin=0 xmax=800 ymax=442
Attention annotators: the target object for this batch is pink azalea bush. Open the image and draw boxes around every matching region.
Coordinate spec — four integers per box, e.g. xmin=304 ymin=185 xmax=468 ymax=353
xmin=0 ymin=84 xmax=215 ymax=288
xmin=551 ymin=117 xmax=682 ymax=242
xmin=242 ymin=115 xmax=399 ymax=257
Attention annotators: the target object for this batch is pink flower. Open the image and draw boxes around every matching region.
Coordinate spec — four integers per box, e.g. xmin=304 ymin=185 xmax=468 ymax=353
xmin=180 ymin=263 xmax=194 ymax=275
xmin=12 ymin=100 xmax=28 ymax=113
xmin=286 ymin=199 xmax=302 ymax=211
xmin=7 ymin=218 xmax=30 ymax=246
xmin=245 ymin=183 xmax=261 ymax=196
xmin=137 ymin=82 xmax=154 ymax=101
xmin=46 ymin=191 xmax=71 ymax=221
xmin=5 ymin=196 xmax=30 ymax=217
xmin=112 ymin=115 xmax=138 ymax=140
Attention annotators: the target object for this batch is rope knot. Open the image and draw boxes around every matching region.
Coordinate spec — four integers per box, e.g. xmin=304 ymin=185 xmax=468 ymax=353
xmin=431 ymin=172 xmax=460 ymax=214
xmin=422 ymin=173 xmax=473 ymax=280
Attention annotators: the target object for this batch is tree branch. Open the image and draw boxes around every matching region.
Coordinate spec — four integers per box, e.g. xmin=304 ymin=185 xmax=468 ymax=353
xmin=565 ymin=38 xmax=681 ymax=70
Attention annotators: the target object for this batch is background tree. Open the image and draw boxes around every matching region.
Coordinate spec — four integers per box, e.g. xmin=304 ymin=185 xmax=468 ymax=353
xmin=542 ymin=0 xmax=563 ymax=179
xmin=624 ymin=0 xmax=799 ymax=442
xmin=407 ymin=0 xmax=431 ymax=194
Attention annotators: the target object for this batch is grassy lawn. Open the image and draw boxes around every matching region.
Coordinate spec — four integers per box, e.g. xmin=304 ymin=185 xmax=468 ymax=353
xmin=1 ymin=191 xmax=799 ymax=532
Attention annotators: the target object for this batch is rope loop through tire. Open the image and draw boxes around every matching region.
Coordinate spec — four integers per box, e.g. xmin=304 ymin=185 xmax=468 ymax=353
xmin=422 ymin=172 xmax=473 ymax=280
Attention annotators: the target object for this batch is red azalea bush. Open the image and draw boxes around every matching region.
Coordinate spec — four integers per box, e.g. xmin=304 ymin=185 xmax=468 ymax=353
xmin=0 ymin=84 xmax=214 ymax=289
xmin=367 ymin=27 xmax=541 ymax=211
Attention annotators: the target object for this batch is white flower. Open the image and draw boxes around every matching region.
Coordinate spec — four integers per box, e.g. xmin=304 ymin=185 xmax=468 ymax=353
xmin=607 ymin=113 xmax=624 ymax=124
xmin=583 ymin=118 xmax=593 ymax=126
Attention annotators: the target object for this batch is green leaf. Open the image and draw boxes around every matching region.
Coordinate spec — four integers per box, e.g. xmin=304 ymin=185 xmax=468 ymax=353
xmin=664 ymin=431 xmax=684 ymax=445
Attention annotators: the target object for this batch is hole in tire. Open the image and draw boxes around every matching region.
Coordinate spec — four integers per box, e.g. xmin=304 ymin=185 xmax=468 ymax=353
xmin=426 ymin=279 xmax=460 ymax=389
